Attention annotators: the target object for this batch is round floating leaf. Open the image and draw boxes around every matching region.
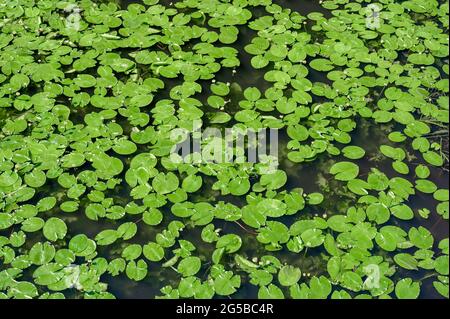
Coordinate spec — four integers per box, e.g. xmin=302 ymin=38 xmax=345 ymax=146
xmin=423 ymin=151 xmax=444 ymax=166
xmin=113 ymin=140 xmax=137 ymax=155
xmin=395 ymin=278 xmax=420 ymax=299
xmin=219 ymin=26 xmax=238 ymax=44
xmin=310 ymin=59 xmax=334 ymax=72
xmin=229 ymin=177 xmax=251 ymax=196
xmin=415 ymin=180 xmax=438 ymax=194
xmin=257 ymin=199 xmax=287 ymax=218
xmin=409 ymin=227 xmax=434 ymax=249
xmin=182 ymin=175 xmax=203 ymax=193
xmin=415 ymin=165 xmax=431 ymax=179
xmin=216 ymin=234 xmax=242 ymax=254
xmin=74 ymin=74 xmax=96 ymax=88
xmin=126 ymin=260 xmax=148 ymax=281
xmin=178 ymin=257 xmax=201 ymax=277
xmin=258 ymin=284 xmax=284 ymax=299
xmin=394 ymin=253 xmax=419 ymax=270
xmin=95 ymin=230 xmax=119 ymax=246
xmin=143 ymin=242 xmax=165 ymax=262
xmin=342 ymin=146 xmax=366 ymax=160
xmin=391 ymin=204 xmax=414 ymax=220
xmin=341 ymin=272 xmax=363 ymax=292
xmin=278 ymin=265 xmax=302 ymax=287
xmin=152 ymin=173 xmax=179 ymax=195
xmin=307 ymin=193 xmax=324 ymax=205
xmin=330 ymin=162 xmax=360 ymax=181
xmin=43 ymin=218 xmax=67 ymax=242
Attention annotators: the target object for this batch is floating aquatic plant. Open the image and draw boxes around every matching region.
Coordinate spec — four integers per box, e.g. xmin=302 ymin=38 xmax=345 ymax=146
xmin=0 ymin=0 xmax=448 ymax=299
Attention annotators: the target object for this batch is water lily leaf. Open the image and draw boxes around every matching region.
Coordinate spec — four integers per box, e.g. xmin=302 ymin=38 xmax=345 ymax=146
xmin=126 ymin=260 xmax=148 ymax=281
xmin=437 ymin=202 xmax=449 ymax=219
xmin=342 ymin=146 xmax=365 ymax=160
xmin=264 ymin=70 xmax=290 ymax=84
xmin=24 ymin=170 xmax=47 ymax=188
xmin=301 ymin=229 xmax=324 ymax=248
xmin=395 ymin=278 xmax=420 ymax=299
xmin=241 ymin=206 xmax=266 ymax=229
xmin=251 ymin=55 xmax=269 ymax=69
xmin=21 ymin=217 xmax=45 ymax=233
xmin=258 ymin=284 xmax=284 ymax=299
xmin=178 ymin=256 xmax=201 ymax=277
xmin=434 ymin=189 xmax=449 ymax=202
xmin=366 ymin=203 xmax=390 ymax=225
xmin=435 ymin=256 xmax=449 ymax=275
xmin=307 ymin=193 xmax=324 ymax=205
xmin=423 ymin=151 xmax=444 ymax=166
xmin=214 ymin=271 xmax=241 ymax=296
xmin=244 ymin=87 xmax=261 ymax=101
xmin=391 ymin=204 xmax=414 ymax=220
xmin=235 ymin=110 xmax=259 ymax=123
xmin=74 ymin=74 xmax=96 ymax=88
xmin=207 ymin=95 xmax=226 ymax=109
xmin=182 ymin=175 xmax=203 ymax=193
xmin=216 ymin=234 xmax=242 ymax=254
xmin=341 ymin=272 xmax=363 ymax=292
xmin=153 ymin=173 xmax=179 ymax=195
xmin=330 ymin=162 xmax=359 ymax=181
xmin=0 ymin=0 xmax=448 ymax=301
xmin=409 ymin=227 xmax=434 ymax=249
xmin=433 ymin=281 xmax=449 ymax=298
xmin=143 ymin=242 xmax=165 ymax=262
xmin=43 ymin=218 xmax=67 ymax=242
xmin=310 ymin=59 xmax=334 ymax=72
xmin=228 ymin=177 xmax=251 ymax=196
xmin=92 ymin=154 xmax=124 ymax=178
xmin=394 ymin=253 xmax=419 ymax=270
xmin=122 ymin=245 xmax=142 ymax=261
xmin=348 ymin=179 xmax=370 ymax=196
xmin=113 ymin=140 xmax=137 ymax=155
xmin=60 ymin=201 xmax=79 ymax=213
xmin=208 ymin=112 xmax=232 ymax=124
xmin=69 ymin=235 xmax=96 ymax=257
xmin=278 ymin=265 xmax=301 ymax=287
xmin=415 ymin=180 xmax=437 ymax=194
xmin=392 ymin=161 xmax=409 ymax=175
xmin=110 ymin=58 xmax=135 ymax=73
xmin=118 ymin=222 xmax=137 ymax=240
xmin=380 ymin=145 xmax=405 ymax=161
xmin=257 ymin=199 xmax=287 ymax=218
xmin=287 ymin=125 xmax=309 ymax=141
xmin=415 ymin=165 xmax=431 ymax=179
xmin=95 ymin=229 xmax=119 ymax=246
xmin=309 ymin=276 xmax=332 ymax=299
xmin=219 ymin=26 xmax=239 ymax=44
xmin=143 ymin=209 xmax=163 ymax=226
xmin=211 ymin=82 xmax=230 ymax=96
xmin=260 ymin=170 xmax=287 ymax=190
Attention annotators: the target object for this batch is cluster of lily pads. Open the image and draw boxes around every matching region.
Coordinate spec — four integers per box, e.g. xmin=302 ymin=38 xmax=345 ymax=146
xmin=0 ymin=0 xmax=448 ymax=299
